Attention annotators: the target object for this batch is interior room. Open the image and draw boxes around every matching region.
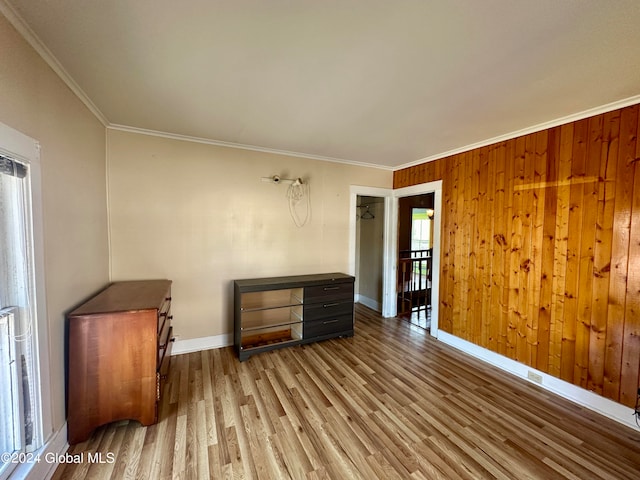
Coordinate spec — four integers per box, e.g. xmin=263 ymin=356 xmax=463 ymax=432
xmin=1 ymin=1 xmax=640 ymax=479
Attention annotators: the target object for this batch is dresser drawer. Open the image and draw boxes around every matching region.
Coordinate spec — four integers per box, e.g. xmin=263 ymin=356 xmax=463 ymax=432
xmin=158 ymin=320 xmax=172 ymax=365
xmin=158 ymin=295 xmax=171 ymax=331
xmin=157 ymin=327 xmax=173 ymax=400
xmin=305 ymin=283 xmax=354 ymax=303
xmin=304 ymin=315 xmax=353 ymax=338
xmin=304 ymin=299 xmax=353 ymax=321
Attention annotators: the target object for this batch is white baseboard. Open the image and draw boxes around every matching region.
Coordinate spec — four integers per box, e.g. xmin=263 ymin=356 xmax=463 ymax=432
xmin=356 ymin=295 xmax=381 ymax=313
xmin=171 ymin=333 xmax=232 ymax=355
xmin=437 ymin=331 xmax=638 ymax=430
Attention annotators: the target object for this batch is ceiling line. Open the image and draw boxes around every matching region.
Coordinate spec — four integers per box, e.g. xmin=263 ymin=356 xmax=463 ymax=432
xmin=107 ymin=124 xmax=395 ymax=171
xmin=395 ymin=94 xmax=640 ymax=171
xmin=4 ymin=0 xmax=639 ymax=171
xmin=0 ymin=0 xmax=109 ymax=126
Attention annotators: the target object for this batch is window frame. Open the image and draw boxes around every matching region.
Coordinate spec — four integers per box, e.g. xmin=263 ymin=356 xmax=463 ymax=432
xmin=0 ymin=121 xmax=52 ymax=480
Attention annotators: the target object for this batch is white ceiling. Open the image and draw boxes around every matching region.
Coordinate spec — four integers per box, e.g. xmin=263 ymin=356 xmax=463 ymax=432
xmin=5 ymin=0 xmax=640 ymax=169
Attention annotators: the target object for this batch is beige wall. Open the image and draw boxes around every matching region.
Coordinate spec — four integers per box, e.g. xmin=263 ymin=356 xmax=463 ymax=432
xmin=0 ymin=14 xmax=109 ymax=431
xmin=107 ymin=130 xmax=392 ymax=340
xmin=356 ymin=197 xmax=384 ymax=308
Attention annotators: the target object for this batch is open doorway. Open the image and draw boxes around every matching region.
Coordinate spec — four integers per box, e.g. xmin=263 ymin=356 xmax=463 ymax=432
xmin=349 ymin=180 xmax=441 ymax=337
xmin=355 ymin=195 xmax=385 ymax=312
xmin=397 ymin=194 xmax=434 ymax=330
xmin=389 ymin=180 xmax=442 ymax=337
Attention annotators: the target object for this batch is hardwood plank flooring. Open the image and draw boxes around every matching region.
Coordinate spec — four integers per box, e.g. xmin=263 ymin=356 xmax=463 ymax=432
xmin=53 ymin=304 xmax=640 ymax=479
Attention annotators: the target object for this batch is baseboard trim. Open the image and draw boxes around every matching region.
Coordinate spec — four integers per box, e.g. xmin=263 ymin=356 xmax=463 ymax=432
xmin=356 ymin=295 xmax=381 ymax=313
xmin=171 ymin=333 xmax=232 ymax=355
xmin=437 ymin=331 xmax=638 ymax=430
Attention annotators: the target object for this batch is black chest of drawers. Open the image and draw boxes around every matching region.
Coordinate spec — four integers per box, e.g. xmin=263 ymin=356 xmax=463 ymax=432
xmin=234 ymin=273 xmax=355 ymax=361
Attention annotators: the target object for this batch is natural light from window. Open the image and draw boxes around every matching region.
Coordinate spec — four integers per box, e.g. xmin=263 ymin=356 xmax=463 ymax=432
xmin=0 ymin=150 xmax=43 ymax=479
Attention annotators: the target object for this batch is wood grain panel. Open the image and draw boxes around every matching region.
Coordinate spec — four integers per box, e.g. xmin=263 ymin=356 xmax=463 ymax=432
xmin=620 ymin=111 xmax=640 ymax=406
xmin=560 ymin=118 xmax=587 ymax=384
xmin=393 ymin=104 xmax=640 ymax=408
xmin=549 ymin=123 xmax=573 ymax=377
xmin=588 ymin=110 xmax=619 ymax=395
xmin=530 ymin=131 xmax=548 ymax=369
xmin=488 ymin=143 xmax=504 ymax=353
xmin=574 ymin=116 xmax=600 ymax=388
xmin=604 ymin=105 xmax=638 ymax=399
xmin=507 ymin=137 xmax=525 ymax=361
xmin=537 ymin=127 xmax=560 ymax=373
xmin=502 ymin=139 xmax=516 ymax=357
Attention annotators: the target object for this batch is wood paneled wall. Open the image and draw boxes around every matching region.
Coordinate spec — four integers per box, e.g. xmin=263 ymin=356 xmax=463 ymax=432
xmin=394 ymin=104 xmax=640 ymax=407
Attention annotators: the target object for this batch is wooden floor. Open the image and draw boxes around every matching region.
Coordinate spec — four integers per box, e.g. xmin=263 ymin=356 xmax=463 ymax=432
xmin=53 ymin=304 xmax=640 ymax=479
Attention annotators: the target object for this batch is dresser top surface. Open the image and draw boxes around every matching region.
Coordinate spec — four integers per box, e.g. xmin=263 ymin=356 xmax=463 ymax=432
xmin=235 ymin=272 xmax=354 ymax=292
xmin=69 ymin=280 xmax=172 ymax=316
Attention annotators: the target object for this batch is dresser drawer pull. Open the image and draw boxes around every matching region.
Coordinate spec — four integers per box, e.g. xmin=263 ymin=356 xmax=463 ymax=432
xmin=323 ymin=302 xmax=340 ymax=308
xmin=323 ymin=319 xmax=339 ymax=325
xmin=166 ymin=297 xmax=172 ymax=301
xmin=323 ymin=286 xmax=340 ymax=291
xmin=160 ymin=337 xmax=176 ymax=350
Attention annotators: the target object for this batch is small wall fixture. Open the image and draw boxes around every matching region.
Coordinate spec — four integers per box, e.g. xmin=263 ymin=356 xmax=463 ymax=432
xmin=261 ymin=174 xmax=310 ymax=227
xmin=261 ymin=175 xmax=305 ymax=185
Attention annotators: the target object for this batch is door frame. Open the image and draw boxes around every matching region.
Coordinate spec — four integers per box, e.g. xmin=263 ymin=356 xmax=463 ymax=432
xmin=390 ymin=181 xmax=443 ymax=338
xmin=349 ymin=180 xmax=442 ymax=338
xmin=348 ymin=185 xmax=394 ymax=315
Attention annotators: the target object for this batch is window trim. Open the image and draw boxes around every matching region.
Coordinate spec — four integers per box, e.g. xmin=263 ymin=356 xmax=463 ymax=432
xmin=0 ymin=122 xmax=52 ymax=473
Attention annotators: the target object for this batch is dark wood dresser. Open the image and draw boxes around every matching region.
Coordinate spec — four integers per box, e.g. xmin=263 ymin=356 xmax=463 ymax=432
xmin=67 ymin=279 xmax=173 ymax=444
xmin=234 ymin=273 xmax=355 ymax=361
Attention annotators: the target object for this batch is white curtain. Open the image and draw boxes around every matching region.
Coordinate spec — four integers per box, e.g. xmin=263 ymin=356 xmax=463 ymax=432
xmin=0 ymin=162 xmax=31 ymax=314
xmin=0 ymin=156 xmax=39 ymax=462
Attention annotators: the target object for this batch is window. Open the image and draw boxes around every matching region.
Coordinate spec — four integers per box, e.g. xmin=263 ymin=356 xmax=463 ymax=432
xmin=411 ymin=207 xmax=434 ymax=251
xmin=0 ymin=124 xmax=48 ymax=480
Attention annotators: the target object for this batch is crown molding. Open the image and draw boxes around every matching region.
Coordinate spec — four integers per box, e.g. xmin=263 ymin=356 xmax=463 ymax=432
xmin=5 ymin=0 xmax=637 ymax=172
xmin=108 ymin=124 xmax=394 ymax=171
xmin=395 ymin=94 xmax=640 ymax=171
xmin=0 ymin=0 xmax=109 ymax=126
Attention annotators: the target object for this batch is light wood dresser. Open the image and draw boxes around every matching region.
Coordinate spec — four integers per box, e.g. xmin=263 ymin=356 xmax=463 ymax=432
xmin=67 ymin=279 xmax=173 ymax=444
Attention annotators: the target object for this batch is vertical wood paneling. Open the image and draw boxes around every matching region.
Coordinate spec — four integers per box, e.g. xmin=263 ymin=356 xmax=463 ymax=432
xmin=480 ymin=146 xmax=493 ymax=349
xmin=588 ymin=111 xmax=619 ymax=394
xmin=521 ymin=136 xmax=536 ymax=364
xmin=488 ymin=143 xmax=503 ymax=353
xmin=574 ymin=116 xmax=601 ymax=388
xmin=502 ymin=140 xmax=516 ymax=357
xmin=549 ymin=123 xmax=573 ymax=377
xmin=392 ymin=104 xmax=640 ymax=408
xmin=560 ymin=119 xmax=587 ymax=383
xmin=537 ymin=127 xmax=560 ymax=373
xmin=440 ymin=155 xmax=455 ymax=333
xmin=471 ymin=148 xmax=483 ymax=345
xmin=455 ymin=151 xmax=470 ymax=338
xmin=604 ymin=105 xmax=637 ymax=399
xmin=508 ymin=137 xmax=525 ymax=361
xmin=530 ymin=131 xmax=548 ymax=369
xmin=521 ymin=135 xmax=536 ymax=366
xmin=620 ymin=112 xmax=640 ymax=405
